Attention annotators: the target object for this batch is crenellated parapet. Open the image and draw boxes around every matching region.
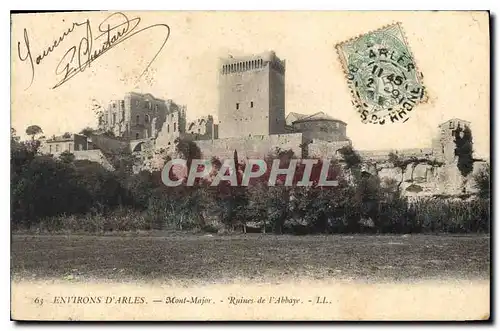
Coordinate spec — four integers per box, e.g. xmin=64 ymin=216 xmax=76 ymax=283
xmin=220 ymin=51 xmax=285 ymax=75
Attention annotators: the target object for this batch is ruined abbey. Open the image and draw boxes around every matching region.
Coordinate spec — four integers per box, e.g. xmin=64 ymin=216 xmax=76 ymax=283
xmin=39 ymin=50 xmax=489 ymax=198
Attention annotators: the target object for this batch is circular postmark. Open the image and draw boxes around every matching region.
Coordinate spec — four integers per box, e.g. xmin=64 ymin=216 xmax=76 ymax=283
xmin=340 ymin=25 xmax=426 ymax=125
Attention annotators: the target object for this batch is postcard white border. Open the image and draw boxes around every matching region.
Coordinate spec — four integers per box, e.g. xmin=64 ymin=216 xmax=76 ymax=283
xmin=4 ymin=1 xmax=497 ymax=330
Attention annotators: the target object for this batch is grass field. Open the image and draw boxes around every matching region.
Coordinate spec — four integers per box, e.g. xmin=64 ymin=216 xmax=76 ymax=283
xmin=11 ymin=233 xmax=490 ymax=283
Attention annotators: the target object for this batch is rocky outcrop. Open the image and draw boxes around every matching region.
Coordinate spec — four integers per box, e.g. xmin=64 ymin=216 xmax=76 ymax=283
xmin=132 ymin=147 xmax=173 ymax=174
xmin=366 ymin=158 xmax=488 ymax=197
xmin=126 ymin=137 xmax=489 ymax=199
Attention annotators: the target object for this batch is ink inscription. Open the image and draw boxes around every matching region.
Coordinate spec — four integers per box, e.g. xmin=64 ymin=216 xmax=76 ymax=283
xmin=16 ymin=12 xmax=171 ymax=89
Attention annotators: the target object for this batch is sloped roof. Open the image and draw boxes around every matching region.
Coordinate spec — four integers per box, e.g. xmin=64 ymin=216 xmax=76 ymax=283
xmin=286 ymin=112 xmax=308 ymax=119
xmin=45 ymin=133 xmax=85 ymax=142
xmin=438 ymin=118 xmax=471 ymax=127
xmin=290 ymin=111 xmax=347 ymax=125
xmin=285 ymin=112 xmax=306 ymax=126
xmin=126 ymin=91 xmax=165 ymax=101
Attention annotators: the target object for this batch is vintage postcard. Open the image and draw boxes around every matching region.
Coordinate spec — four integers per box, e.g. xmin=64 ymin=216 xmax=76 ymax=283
xmin=10 ymin=11 xmax=490 ymax=321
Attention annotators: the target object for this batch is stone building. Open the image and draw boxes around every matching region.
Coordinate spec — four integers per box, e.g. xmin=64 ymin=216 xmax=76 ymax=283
xmin=184 ymin=50 xmax=352 ymax=161
xmin=286 ymin=111 xmax=348 ymax=143
xmin=432 ymin=118 xmax=472 ymax=163
xmin=185 ymin=115 xmax=219 ymax=141
xmin=98 ymin=92 xmax=186 ymax=141
xmin=285 ymin=112 xmax=307 ymax=127
xmin=40 ymin=133 xmax=88 ymax=155
xmin=70 ymin=50 xmax=483 ymax=198
xmin=217 ymin=51 xmax=286 ymax=138
xmin=60 ymin=47 xmax=486 ymax=197
xmin=154 ymin=104 xmax=188 ymax=148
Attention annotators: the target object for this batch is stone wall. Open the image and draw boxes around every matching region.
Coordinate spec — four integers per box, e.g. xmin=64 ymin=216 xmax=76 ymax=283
xmin=186 ymin=115 xmax=218 ymax=140
xmin=358 ymin=148 xmax=436 ymax=162
xmin=269 ymin=58 xmax=286 ymax=135
xmin=89 ymin=134 xmax=130 ymax=155
xmin=130 ymin=133 xmax=304 ymax=173
xmin=154 ymin=110 xmax=187 ymax=148
xmin=119 ymin=129 xmax=490 ymax=200
xmin=130 ymin=138 xmax=155 ymax=152
xmin=80 ymin=113 xmax=490 ymax=200
xmin=99 ymin=92 xmax=171 ymax=140
xmin=372 ymin=158 xmax=488 ymax=197
xmin=194 ymin=133 xmax=304 ymax=160
xmin=73 ymin=150 xmax=115 ymax=171
xmin=293 ymin=120 xmax=347 ymax=143
xmin=307 ymin=140 xmax=352 ymax=158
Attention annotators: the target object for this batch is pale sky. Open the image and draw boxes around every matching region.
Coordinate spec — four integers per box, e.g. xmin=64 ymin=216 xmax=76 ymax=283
xmin=11 ymin=11 xmax=490 ymax=157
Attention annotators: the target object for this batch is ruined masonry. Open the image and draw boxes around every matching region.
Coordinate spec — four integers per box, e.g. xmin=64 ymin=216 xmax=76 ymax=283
xmin=40 ymin=51 xmax=488 ymax=198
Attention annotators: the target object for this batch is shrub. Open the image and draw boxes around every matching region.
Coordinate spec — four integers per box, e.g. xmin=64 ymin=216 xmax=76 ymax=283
xmin=11 ymin=156 xmax=87 ymax=228
xmin=411 ymin=197 xmax=489 ymax=233
xmin=59 ymin=151 xmax=75 ymax=164
xmin=11 ymin=133 xmax=490 ymax=235
xmin=10 ymin=148 xmax=128 ymax=229
xmin=474 ymin=164 xmax=490 ymax=200
xmin=36 ymin=209 xmax=150 ymax=233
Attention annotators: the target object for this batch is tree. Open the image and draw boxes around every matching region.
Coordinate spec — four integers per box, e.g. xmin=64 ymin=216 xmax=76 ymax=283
xmin=11 ymin=130 xmax=38 ymax=182
xmin=454 ymin=125 xmax=474 ymax=178
xmin=338 ymin=145 xmax=362 ymax=170
xmin=473 ymin=163 xmax=490 ymax=199
xmin=338 ymin=146 xmax=383 ymax=230
xmin=103 ymin=130 xmax=115 ymax=137
xmin=454 ymin=125 xmax=474 ymax=193
xmin=25 ymin=125 xmax=43 ymax=140
xmin=59 ymin=151 xmax=75 ymax=164
xmin=174 ymin=137 xmax=201 ymax=169
xmin=71 ymin=160 xmax=126 ymax=213
xmin=79 ymin=127 xmax=96 ymax=137
xmin=11 ymin=156 xmax=83 ymax=227
xmin=11 ymin=128 xmax=20 ymax=143
xmin=355 ymin=171 xmax=381 ymax=229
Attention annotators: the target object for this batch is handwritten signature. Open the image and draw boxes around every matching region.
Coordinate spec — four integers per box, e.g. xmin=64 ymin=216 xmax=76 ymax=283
xmin=17 ymin=12 xmax=171 ymax=89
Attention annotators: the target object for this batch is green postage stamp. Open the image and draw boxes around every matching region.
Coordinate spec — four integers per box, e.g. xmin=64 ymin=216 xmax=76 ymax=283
xmin=336 ymin=23 xmax=427 ymax=125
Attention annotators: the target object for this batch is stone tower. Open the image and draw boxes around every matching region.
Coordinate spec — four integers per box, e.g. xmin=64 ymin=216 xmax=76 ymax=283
xmin=154 ymin=103 xmax=187 ymax=148
xmin=98 ymin=92 xmax=170 ymax=140
xmin=432 ymin=118 xmax=472 ymax=164
xmin=217 ymin=51 xmax=286 ymax=138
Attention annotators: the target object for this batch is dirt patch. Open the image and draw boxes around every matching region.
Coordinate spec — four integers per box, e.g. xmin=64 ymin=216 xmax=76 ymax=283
xmin=11 ymin=234 xmax=490 ymax=283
